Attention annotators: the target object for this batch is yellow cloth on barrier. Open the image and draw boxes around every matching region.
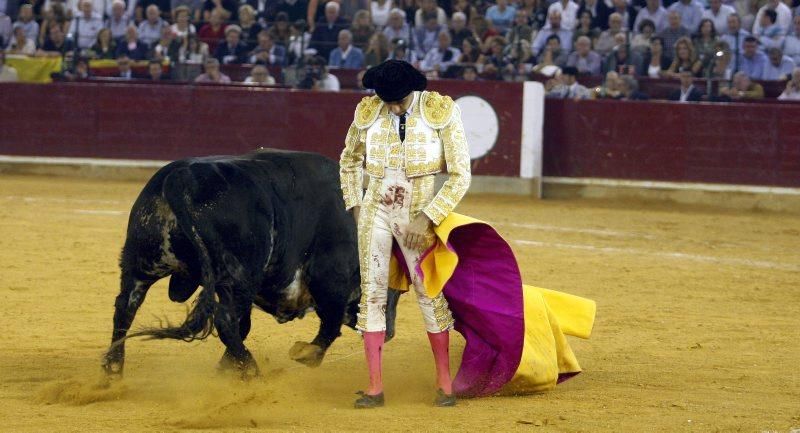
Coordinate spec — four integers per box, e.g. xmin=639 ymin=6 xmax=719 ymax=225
xmin=5 ymin=56 xmax=63 ymax=83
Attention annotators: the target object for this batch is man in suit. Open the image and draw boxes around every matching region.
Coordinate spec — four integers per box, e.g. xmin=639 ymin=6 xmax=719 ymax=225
xmin=249 ymin=30 xmax=286 ymax=65
xmin=547 ymin=66 xmax=593 ymax=99
xmin=117 ymin=54 xmax=135 ymax=79
xmin=310 ymin=1 xmax=348 ymax=61
xmin=328 ymin=29 xmax=365 ymax=69
xmin=214 ymin=25 xmax=249 ymax=64
xmin=669 ymin=67 xmax=704 ymax=101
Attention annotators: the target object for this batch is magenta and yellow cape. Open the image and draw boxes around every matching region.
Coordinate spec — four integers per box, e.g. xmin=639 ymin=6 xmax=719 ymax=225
xmin=389 ymin=213 xmax=596 ymax=397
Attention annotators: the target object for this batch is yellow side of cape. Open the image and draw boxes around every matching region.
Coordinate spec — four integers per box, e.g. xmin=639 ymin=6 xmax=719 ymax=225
xmin=389 ymin=212 xmax=596 ymax=395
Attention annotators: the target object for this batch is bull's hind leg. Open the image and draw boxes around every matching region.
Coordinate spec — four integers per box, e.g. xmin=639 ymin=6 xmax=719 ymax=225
xmin=103 ymin=272 xmax=154 ymax=376
xmin=215 ymin=287 xmax=259 ymax=379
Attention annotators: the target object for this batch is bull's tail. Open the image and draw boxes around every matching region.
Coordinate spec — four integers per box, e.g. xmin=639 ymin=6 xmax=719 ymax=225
xmin=115 ymin=166 xmax=219 ymax=346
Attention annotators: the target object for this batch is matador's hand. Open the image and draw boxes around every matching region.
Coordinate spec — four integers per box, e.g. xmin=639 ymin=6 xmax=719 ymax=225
xmin=404 ymin=213 xmax=433 ymax=253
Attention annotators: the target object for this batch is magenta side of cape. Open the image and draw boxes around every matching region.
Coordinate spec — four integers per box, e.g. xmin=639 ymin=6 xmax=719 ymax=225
xmin=432 ymin=223 xmax=526 ymax=398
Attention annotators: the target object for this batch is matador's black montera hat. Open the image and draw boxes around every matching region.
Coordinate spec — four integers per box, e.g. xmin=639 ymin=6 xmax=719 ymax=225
xmin=362 ymin=60 xmax=427 ymax=103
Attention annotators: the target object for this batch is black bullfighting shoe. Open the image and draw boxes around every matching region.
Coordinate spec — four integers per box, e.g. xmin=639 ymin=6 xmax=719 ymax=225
xmin=354 ymin=391 xmax=385 ymax=409
xmin=434 ymin=389 xmax=456 ymax=407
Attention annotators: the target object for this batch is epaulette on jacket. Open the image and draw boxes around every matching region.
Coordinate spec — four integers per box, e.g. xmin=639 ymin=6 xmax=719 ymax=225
xmin=420 ymin=91 xmax=455 ymax=129
xmin=353 ymin=95 xmax=383 ymax=129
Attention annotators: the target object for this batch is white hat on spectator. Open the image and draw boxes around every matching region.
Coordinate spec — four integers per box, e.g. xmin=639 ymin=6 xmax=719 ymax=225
xmin=225 ymin=25 xmax=242 ymax=35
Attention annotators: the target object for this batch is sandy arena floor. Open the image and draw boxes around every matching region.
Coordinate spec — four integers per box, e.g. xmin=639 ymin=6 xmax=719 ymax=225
xmin=0 ymin=174 xmax=798 ymax=433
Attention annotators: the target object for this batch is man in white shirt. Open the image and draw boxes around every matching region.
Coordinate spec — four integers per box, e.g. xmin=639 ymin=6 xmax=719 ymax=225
xmin=721 ymin=13 xmax=749 ymax=55
xmin=668 ymin=0 xmax=704 ymax=34
xmin=420 ymin=30 xmax=460 ymax=73
xmin=532 ymin=10 xmax=573 ymax=56
xmin=782 ymin=15 xmax=800 ymax=65
xmin=702 ymin=0 xmax=735 ymax=34
xmin=752 ymin=0 xmax=792 ymax=36
xmin=634 ymin=0 xmax=667 ymax=33
xmin=138 ymin=4 xmax=167 ymax=46
xmin=763 ymin=46 xmax=795 ymax=80
xmin=69 ymin=0 xmax=105 ymax=49
xmin=106 ymin=0 xmax=131 ymax=40
xmin=547 ymin=0 xmax=579 ymax=31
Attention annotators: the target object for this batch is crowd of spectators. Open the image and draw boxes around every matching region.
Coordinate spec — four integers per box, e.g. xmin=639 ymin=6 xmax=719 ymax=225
xmin=1 ymin=0 xmax=800 ymax=100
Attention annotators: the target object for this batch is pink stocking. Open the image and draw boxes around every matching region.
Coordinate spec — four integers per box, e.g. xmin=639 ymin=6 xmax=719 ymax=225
xmin=427 ymin=331 xmax=453 ymax=395
xmin=363 ymin=331 xmax=385 ymax=395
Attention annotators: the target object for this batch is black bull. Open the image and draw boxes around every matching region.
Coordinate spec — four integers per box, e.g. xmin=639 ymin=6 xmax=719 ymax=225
xmin=103 ymin=150 xmax=399 ymax=376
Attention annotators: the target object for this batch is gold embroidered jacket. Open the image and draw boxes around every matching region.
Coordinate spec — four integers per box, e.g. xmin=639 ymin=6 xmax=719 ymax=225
xmin=339 ymin=91 xmax=471 ymax=225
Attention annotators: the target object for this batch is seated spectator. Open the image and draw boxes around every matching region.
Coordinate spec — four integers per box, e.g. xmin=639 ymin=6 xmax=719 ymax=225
xmin=486 ymin=0 xmax=517 ymax=34
xmin=777 ymin=67 xmax=800 ymax=100
xmin=107 ymin=0 xmax=131 ymax=42
xmin=244 ymin=63 xmax=276 ymax=85
xmin=717 ymin=71 xmax=764 ymax=100
xmin=250 ymin=31 xmax=287 ymax=66
xmin=1 ymin=13 xmax=11 ymax=48
xmin=116 ymin=25 xmax=148 ymax=60
xmin=414 ymin=15 xmax=443 ymax=58
xmin=198 ymin=9 xmax=227 ymax=54
xmin=268 ymin=12 xmax=293 ymax=47
xmin=69 ymin=0 xmax=105 ymax=50
xmin=286 ymin=19 xmax=312 ymax=65
xmin=169 ymin=5 xmax=196 ymax=42
xmin=214 ymin=25 xmax=248 ymax=64
xmin=450 ymin=12 xmax=475 ymax=51
xmin=566 ymin=35 xmax=602 ymax=75
xmin=535 ymin=34 xmax=568 ymax=69
xmin=752 ymin=0 xmax=791 ymax=38
xmin=89 ymin=28 xmax=117 ymax=59
xmin=64 ymin=57 xmax=91 ymax=80
xmin=298 ymin=55 xmax=340 ymax=90
xmin=642 ymin=36 xmax=671 ymax=78
xmin=370 ymin=0 xmax=393 ymax=28
xmin=461 ymin=64 xmax=479 ymax=81
xmin=202 ymin=0 xmax=236 ymax=22
xmin=709 ymin=40 xmax=733 ymax=79
xmin=329 ymin=29 xmax=365 ymax=68
xmin=735 ymin=36 xmax=768 ymax=80
xmin=179 ymin=33 xmax=209 ymax=64
xmin=36 ymin=3 xmax=68 ymax=48
xmin=634 ymin=0 xmax=667 ymax=34
xmin=547 ymin=66 xmax=592 ymax=99
xmin=658 ymin=11 xmax=691 ymax=59
xmin=756 ymin=9 xmax=784 ymax=50
xmin=610 ymin=0 xmax=635 ymax=30
xmin=363 ymin=32 xmax=389 ymax=67
xmin=572 ymin=11 xmax=600 ymax=46
xmin=138 ymin=5 xmax=168 ymax=47
xmin=595 ymin=12 xmax=625 ymax=55
xmin=39 ymin=23 xmax=76 ymax=58
xmin=148 ymin=59 xmax=168 ymax=80
xmin=618 ymin=74 xmax=649 ymax=100
xmin=693 ymin=18 xmax=718 ymax=68
xmin=194 ymin=57 xmax=232 ymax=83
xmin=310 ymin=2 xmax=349 ymax=61
xmin=702 ymin=0 xmax=735 ymax=35
xmin=420 ymin=30 xmax=460 ymax=74
xmin=505 ymin=33 xmax=533 ymax=67
xmin=668 ymin=66 xmax=704 ymax=101
xmin=453 ymin=0 xmax=480 ymax=27
xmin=350 ymin=9 xmax=375 ymax=50
xmin=383 ymin=8 xmax=417 ymax=49
xmin=7 ymin=25 xmax=36 ymax=55
xmin=239 ymin=5 xmax=264 ymax=51
xmin=603 ymin=35 xmax=644 ymax=75
xmin=13 ymin=4 xmax=38 ymax=42
xmin=0 ymin=51 xmax=19 ymax=82
xmin=414 ymin=0 xmax=447 ymax=29
xmin=150 ymin=27 xmax=181 ymax=63
xmin=387 ymin=37 xmax=418 ymax=63
xmin=471 ymin=15 xmax=499 ymax=45
xmin=720 ymin=13 xmax=749 ymax=55
xmin=763 ymin=46 xmax=795 ymax=80
xmin=532 ymin=10 xmax=573 ymax=57
xmin=665 ymin=36 xmax=702 ymax=77
xmin=116 ymin=54 xmax=135 ymax=79
xmin=783 ymin=16 xmax=800 ymax=65
xmin=458 ymin=36 xmax=481 ymax=65
xmin=631 ymin=19 xmax=656 ymax=53
xmin=547 ymin=0 xmax=578 ymax=31
xmin=576 ymin=0 xmax=605 ymax=31
xmin=667 ymin=0 xmax=703 ymax=36
xmin=594 ymin=70 xmax=623 ymax=98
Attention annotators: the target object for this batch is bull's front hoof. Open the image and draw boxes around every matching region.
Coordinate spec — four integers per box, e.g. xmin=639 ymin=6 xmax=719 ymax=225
xmin=218 ymin=351 xmax=260 ymax=380
xmin=102 ymin=355 xmax=124 ymax=378
xmin=288 ymin=341 xmax=325 ymax=367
